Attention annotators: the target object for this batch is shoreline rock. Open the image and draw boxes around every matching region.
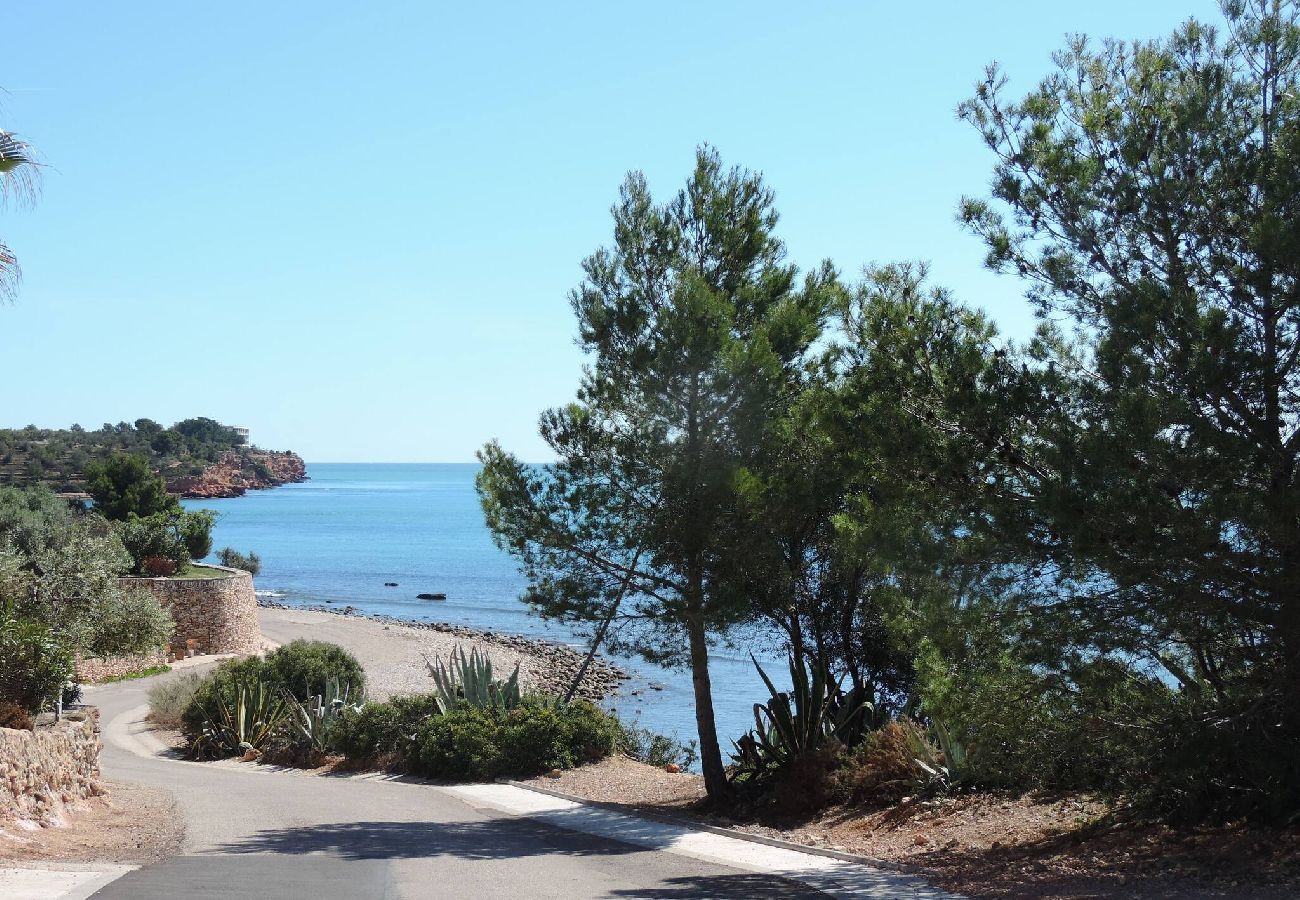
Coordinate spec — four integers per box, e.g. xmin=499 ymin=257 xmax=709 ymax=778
xmin=256 ymin=597 xmax=630 ymax=703
xmin=169 ymin=449 xmax=308 ymax=499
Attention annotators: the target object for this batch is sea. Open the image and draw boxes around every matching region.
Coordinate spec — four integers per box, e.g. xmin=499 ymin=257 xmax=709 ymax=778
xmin=183 ymin=462 xmax=783 ymax=766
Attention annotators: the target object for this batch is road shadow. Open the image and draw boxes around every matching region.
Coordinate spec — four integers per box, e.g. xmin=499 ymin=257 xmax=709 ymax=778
xmin=212 ymin=815 xmax=651 ymax=861
xmin=606 ymin=873 xmax=831 ymax=897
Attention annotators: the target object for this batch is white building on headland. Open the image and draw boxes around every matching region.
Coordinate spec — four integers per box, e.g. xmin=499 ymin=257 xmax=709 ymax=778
xmin=232 ymin=426 xmax=250 ymax=445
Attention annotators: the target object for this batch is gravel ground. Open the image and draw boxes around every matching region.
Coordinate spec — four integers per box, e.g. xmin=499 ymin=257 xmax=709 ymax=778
xmin=257 ymin=605 xmax=627 ymax=701
xmin=0 ymin=781 xmax=183 ymax=865
xmin=519 ymin=761 xmax=1300 ymax=900
xmin=522 ymin=756 xmax=706 ymax=807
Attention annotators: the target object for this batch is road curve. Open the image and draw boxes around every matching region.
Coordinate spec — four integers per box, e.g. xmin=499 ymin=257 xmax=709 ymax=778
xmin=82 ymin=669 xmax=953 ymax=899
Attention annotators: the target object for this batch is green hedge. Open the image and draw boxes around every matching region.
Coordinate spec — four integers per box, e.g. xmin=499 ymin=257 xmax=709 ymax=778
xmin=413 ymin=698 xmax=621 ymax=780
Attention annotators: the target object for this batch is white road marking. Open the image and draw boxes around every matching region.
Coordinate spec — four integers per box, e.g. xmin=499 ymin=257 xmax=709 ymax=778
xmin=445 ymin=784 xmax=962 ymax=899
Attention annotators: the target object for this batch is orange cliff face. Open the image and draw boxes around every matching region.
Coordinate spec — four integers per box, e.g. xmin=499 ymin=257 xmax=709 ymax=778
xmin=167 ymin=450 xmax=307 ymax=499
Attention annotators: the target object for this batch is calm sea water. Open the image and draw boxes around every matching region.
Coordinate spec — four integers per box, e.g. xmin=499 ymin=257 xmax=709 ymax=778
xmin=184 ymin=462 xmax=778 ymax=763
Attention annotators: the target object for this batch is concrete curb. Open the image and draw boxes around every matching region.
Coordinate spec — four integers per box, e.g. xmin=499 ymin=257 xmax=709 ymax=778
xmin=0 ymin=863 xmax=137 ymax=900
xmin=502 ymin=778 xmax=939 ymax=879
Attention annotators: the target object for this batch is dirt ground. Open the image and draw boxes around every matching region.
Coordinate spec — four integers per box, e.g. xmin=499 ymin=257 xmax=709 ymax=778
xmin=523 ymin=757 xmax=1300 ymax=900
xmin=0 ymin=781 xmax=183 ymax=866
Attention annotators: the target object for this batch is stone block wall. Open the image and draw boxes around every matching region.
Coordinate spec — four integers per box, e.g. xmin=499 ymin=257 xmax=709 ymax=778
xmin=0 ymin=710 xmax=103 ymax=825
xmin=121 ymin=564 xmax=262 ymax=656
xmin=75 ymin=649 xmax=168 ymax=683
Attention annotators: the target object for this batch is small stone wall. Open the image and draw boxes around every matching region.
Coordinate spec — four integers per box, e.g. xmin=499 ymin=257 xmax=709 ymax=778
xmin=75 ymin=649 xmax=168 ymax=683
xmin=0 ymin=710 xmax=103 ymax=826
xmin=121 ymin=564 xmax=262 ymax=656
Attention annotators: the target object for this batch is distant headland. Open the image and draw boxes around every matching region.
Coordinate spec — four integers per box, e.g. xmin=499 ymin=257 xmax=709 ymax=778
xmin=0 ymin=417 xmax=306 ymax=499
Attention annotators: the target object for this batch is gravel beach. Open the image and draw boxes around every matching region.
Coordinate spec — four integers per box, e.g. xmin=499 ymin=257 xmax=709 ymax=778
xmin=256 ymin=604 xmax=628 ymax=702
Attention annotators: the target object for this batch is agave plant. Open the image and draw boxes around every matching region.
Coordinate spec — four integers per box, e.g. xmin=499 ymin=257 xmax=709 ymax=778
xmin=424 ymin=646 xmax=522 ymax=713
xmin=285 ymin=676 xmax=363 ymax=753
xmin=191 ymin=679 xmax=288 ymax=759
xmin=731 ymin=654 xmax=873 ymax=779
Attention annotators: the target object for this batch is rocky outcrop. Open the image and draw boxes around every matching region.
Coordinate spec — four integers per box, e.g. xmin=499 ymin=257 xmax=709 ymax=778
xmin=168 ymin=449 xmax=307 ymax=499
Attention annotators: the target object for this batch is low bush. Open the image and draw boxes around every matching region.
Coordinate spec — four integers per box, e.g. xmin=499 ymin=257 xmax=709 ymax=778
xmin=148 ymin=672 xmax=206 ymax=728
xmin=180 ymin=643 xmax=365 ymax=745
xmin=0 ymin=700 xmax=34 ymax=730
xmin=333 ymin=694 xmax=442 ymax=762
xmin=265 ymin=640 xmax=366 ymax=701
xmin=140 ymin=556 xmax=177 ymax=576
xmin=618 ymin=721 xmax=699 ymax=770
xmin=833 ymin=721 xmax=929 ymax=806
xmin=413 ymin=698 xmax=621 ymax=780
xmin=915 ymin=641 xmax=1166 ymax=793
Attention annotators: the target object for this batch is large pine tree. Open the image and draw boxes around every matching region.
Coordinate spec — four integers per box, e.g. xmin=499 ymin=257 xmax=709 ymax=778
xmin=478 ymin=147 xmax=833 ymax=798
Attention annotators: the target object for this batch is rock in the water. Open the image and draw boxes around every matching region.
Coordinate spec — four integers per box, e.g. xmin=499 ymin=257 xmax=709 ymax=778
xmin=384 ymin=582 xmax=398 ymax=587
xmin=416 ymin=592 xmax=447 ymax=600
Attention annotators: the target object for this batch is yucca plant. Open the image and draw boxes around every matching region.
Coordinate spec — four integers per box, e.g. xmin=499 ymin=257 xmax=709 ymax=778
xmin=424 ymin=646 xmax=522 ymax=713
xmin=731 ymin=654 xmax=873 ymax=779
xmin=285 ymin=676 xmax=363 ymax=753
xmin=191 ymin=679 xmax=288 ymax=759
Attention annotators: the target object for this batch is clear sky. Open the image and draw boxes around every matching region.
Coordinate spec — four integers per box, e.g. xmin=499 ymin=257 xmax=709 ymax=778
xmin=3 ymin=1 xmax=1222 ymax=462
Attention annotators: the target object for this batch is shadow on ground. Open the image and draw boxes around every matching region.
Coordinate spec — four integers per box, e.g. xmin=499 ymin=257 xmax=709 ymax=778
xmin=214 ymin=815 xmax=664 ymax=861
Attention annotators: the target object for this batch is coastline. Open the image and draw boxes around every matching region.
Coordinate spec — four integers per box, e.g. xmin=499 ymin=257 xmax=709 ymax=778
xmin=255 ymin=598 xmax=630 ymax=703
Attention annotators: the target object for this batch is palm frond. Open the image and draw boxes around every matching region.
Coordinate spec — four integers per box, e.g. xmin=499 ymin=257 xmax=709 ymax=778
xmin=0 ymin=240 xmax=17 ymax=302
xmin=0 ymin=130 xmax=41 ymax=209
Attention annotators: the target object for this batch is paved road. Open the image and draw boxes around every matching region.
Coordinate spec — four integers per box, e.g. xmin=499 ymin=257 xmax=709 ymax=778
xmin=82 ymin=669 xmax=952 ymax=899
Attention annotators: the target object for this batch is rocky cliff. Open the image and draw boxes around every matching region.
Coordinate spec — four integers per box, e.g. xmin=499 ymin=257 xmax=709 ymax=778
xmin=168 ymin=449 xmax=307 ymax=499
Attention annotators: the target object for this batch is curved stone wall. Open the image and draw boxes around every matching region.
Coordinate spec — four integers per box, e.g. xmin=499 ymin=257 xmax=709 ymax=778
xmin=121 ymin=564 xmax=263 ymax=656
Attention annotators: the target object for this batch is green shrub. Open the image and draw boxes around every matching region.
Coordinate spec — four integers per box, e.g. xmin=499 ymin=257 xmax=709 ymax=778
xmin=86 ymin=588 xmax=173 ymax=658
xmin=148 ymin=672 xmax=206 ymax=728
xmin=218 ymin=547 xmax=262 ymax=576
xmin=178 ymin=510 xmax=215 ymax=561
xmin=265 ymin=640 xmax=366 ymax=701
xmin=118 ymin=512 xmax=188 ymax=573
xmin=333 ymin=694 xmax=441 ymax=761
xmin=416 ymin=704 xmax=504 ymax=779
xmin=914 ymin=639 xmax=1166 ymax=792
xmin=0 ymin=611 xmax=74 ymax=713
xmin=412 ymin=697 xmax=620 ymax=781
xmin=180 ymin=643 xmax=365 ymax=739
xmin=618 ymin=721 xmax=699 ymax=770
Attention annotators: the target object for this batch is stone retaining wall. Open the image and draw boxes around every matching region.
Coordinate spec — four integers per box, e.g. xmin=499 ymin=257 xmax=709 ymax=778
xmin=75 ymin=649 xmax=168 ymax=683
xmin=121 ymin=564 xmax=262 ymax=656
xmin=0 ymin=710 xmax=102 ymax=825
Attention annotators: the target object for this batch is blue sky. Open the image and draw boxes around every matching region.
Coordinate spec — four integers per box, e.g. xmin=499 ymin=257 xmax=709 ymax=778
xmin=3 ymin=1 xmax=1221 ymax=462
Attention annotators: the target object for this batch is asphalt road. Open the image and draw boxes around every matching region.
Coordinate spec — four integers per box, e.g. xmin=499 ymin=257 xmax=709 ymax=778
xmin=84 ymin=670 xmax=837 ymax=900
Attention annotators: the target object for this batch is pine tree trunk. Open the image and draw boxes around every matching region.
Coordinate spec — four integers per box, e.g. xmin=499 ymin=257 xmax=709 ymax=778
xmin=687 ymin=612 xmax=728 ymax=800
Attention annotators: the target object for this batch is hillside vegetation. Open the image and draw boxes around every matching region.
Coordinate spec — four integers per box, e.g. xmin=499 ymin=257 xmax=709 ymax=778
xmin=0 ymin=417 xmax=246 ymax=492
